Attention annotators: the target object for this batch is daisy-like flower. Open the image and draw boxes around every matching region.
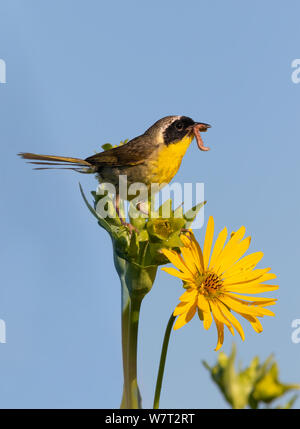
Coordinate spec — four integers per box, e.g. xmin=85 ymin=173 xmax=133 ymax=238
xmin=161 ymin=217 xmax=278 ymax=351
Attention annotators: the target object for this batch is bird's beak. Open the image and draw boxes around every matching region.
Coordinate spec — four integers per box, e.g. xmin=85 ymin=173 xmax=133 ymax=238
xmin=194 ymin=122 xmax=211 ymax=132
xmin=187 ymin=122 xmax=211 ymax=151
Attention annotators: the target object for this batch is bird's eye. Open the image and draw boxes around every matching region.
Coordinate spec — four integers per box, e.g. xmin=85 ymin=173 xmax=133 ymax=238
xmin=175 ymin=122 xmax=183 ymax=130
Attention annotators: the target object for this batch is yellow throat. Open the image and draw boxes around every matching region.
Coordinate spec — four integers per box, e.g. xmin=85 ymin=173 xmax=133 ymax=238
xmin=149 ymin=133 xmax=194 ymax=185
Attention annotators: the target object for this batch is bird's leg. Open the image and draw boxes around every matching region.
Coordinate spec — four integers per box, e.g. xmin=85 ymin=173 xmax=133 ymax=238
xmin=136 ymin=201 xmax=149 ymax=217
xmin=115 ymin=193 xmax=137 ymax=234
xmin=115 ymin=193 xmax=126 ymax=225
xmin=180 ymin=229 xmax=193 ymax=241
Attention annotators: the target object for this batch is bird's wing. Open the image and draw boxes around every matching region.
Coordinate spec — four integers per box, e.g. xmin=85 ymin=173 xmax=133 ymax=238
xmin=85 ymin=135 xmax=156 ymax=168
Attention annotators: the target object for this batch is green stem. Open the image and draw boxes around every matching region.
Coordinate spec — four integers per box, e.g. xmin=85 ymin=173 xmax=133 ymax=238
xmin=113 ymin=253 xmax=132 ymax=409
xmin=114 ymin=252 xmax=157 ymax=409
xmin=153 ymin=314 xmax=176 ymax=409
xmin=120 ymin=278 xmax=131 ymax=409
xmin=126 ymin=292 xmax=143 ymax=409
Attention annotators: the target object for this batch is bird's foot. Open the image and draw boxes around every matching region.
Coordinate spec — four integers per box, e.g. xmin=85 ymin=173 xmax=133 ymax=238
xmin=119 ymin=217 xmax=138 ymax=234
xmin=136 ymin=201 xmax=149 ymax=216
xmin=180 ymin=228 xmax=193 ymax=238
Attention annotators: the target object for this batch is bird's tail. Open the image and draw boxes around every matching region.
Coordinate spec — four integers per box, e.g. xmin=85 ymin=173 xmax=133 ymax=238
xmin=18 ymin=152 xmax=94 ymax=173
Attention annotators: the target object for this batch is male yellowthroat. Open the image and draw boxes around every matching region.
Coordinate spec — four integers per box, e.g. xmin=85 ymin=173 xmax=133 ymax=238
xmin=19 ymin=115 xmax=211 ymax=222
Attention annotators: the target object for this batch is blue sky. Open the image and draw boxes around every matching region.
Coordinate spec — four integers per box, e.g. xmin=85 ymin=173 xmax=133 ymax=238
xmin=0 ymin=0 xmax=300 ymax=408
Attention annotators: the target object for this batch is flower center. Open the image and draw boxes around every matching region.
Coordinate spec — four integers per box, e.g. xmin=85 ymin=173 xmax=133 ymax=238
xmin=197 ymin=271 xmax=223 ymax=296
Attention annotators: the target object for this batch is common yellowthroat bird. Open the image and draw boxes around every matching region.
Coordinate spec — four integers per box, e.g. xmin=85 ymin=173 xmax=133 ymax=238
xmin=19 ymin=115 xmax=211 ymax=224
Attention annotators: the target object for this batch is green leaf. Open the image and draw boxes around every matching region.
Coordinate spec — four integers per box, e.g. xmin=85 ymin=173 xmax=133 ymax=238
xmin=251 ymin=362 xmax=300 ymax=405
xmin=183 ymin=201 xmax=206 ymax=227
xmin=147 ymin=243 xmax=172 ymax=265
xmin=130 ymin=216 xmax=147 ymax=231
xmin=128 ymin=231 xmax=139 ymax=259
xmin=157 ymin=199 xmax=173 ymax=218
xmin=101 ymin=143 xmax=113 ymax=151
xmin=79 ymin=183 xmax=111 ymax=232
xmin=80 ymin=184 xmax=102 ymax=221
xmin=204 ymin=343 xmax=300 ymax=410
xmin=162 ymin=233 xmax=183 ymax=248
xmin=147 ymin=218 xmax=185 ymax=241
xmin=173 ymin=204 xmax=184 ymax=219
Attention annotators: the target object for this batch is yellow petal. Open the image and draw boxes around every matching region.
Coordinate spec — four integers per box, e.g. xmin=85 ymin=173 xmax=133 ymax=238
xmin=220 ymin=295 xmax=275 ymax=317
xmin=173 ymin=301 xmax=195 ymax=316
xmin=180 ymin=244 xmax=199 ymax=275
xmin=173 ymin=304 xmax=197 ymax=330
xmin=213 ymin=316 xmax=224 ymax=351
xmin=203 ymin=216 xmax=214 ymax=269
xmin=185 ymin=304 xmax=197 ymax=322
xmin=239 ymin=313 xmax=263 ymax=333
xmin=230 ymin=225 xmax=246 ymax=242
xmin=197 ymin=294 xmax=211 ymax=313
xmin=216 ymin=237 xmax=251 ymax=274
xmin=179 ymin=288 xmax=198 ymax=303
xmin=213 ymin=225 xmax=246 ymax=270
xmin=161 ymin=267 xmax=193 ymax=282
xmin=254 ymin=300 xmax=277 ymax=307
xmin=227 ymin=293 xmax=277 ymax=306
xmin=217 ymin=300 xmax=245 ymax=340
xmin=224 ymin=269 xmax=275 ymax=286
xmin=203 ymin=308 xmax=213 ymax=330
xmin=209 ymin=227 xmax=228 ymax=270
xmin=223 ymin=283 xmax=279 ymax=294
xmin=174 ymin=313 xmax=188 ymax=330
xmin=161 ymin=249 xmax=192 ymax=274
xmin=182 ymin=233 xmax=205 ymax=272
xmin=197 ymin=308 xmax=204 ymax=321
xmin=229 ymin=295 xmax=275 ymax=316
xmin=223 ymin=251 xmax=264 ymax=278
xmin=210 ymin=300 xmax=234 ymax=336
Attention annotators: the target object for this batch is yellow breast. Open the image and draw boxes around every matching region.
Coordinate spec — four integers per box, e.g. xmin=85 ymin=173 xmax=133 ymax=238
xmin=148 ymin=134 xmax=194 ymax=185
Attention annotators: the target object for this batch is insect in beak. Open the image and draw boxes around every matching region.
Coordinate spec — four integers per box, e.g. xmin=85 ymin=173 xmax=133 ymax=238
xmin=188 ymin=122 xmax=211 ymax=151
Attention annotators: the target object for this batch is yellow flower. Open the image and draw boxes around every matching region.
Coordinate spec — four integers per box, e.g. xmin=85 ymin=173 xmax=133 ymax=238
xmin=161 ymin=216 xmax=278 ymax=351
